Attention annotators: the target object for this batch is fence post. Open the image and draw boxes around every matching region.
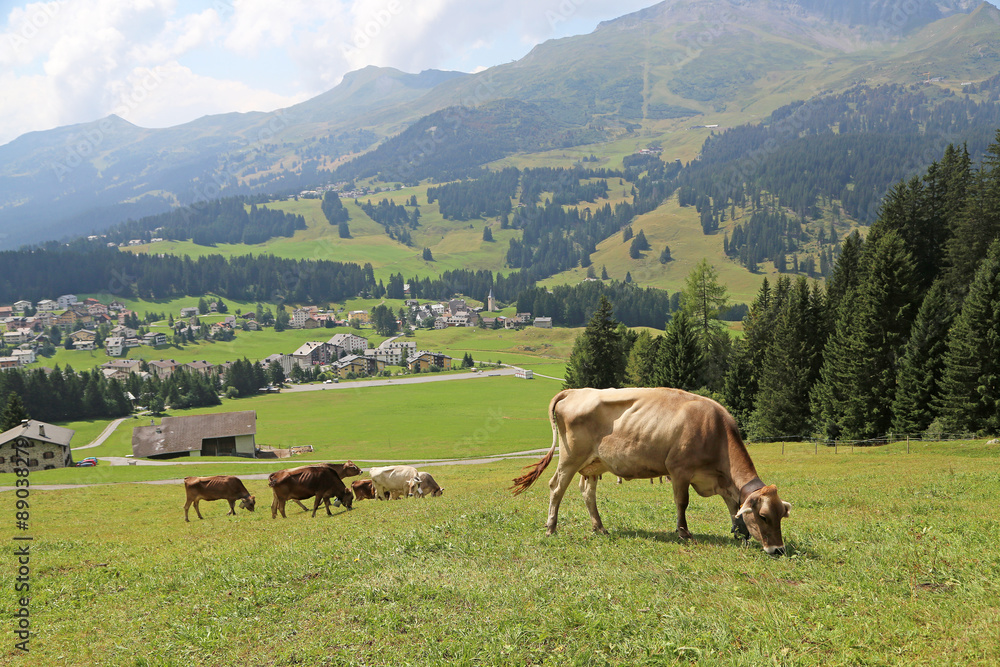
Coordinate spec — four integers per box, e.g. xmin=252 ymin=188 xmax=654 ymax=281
xmin=815 ymin=440 xmax=818 ymax=455
xmin=782 ymin=442 xmax=785 ymax=455
xmin=907 ymin=436 xmax=909 ymax=454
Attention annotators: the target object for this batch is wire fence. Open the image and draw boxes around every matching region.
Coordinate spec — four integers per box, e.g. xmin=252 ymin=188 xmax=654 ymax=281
xmin=750 ymin=432 xmax=981 ymax=454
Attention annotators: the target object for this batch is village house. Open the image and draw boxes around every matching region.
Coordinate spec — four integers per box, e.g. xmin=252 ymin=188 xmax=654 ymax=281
xmin=11 ymin=349 xmax=34 ymax=365
xmin=0 ymin=357 xmax=20 ymax=370
xmin=533 ymin=316 xmax=553 ymax=328
xmin=179 ymin=307 xmax=199 ymax=318
xmin=434 ymin=317 xmax=447 ymax=329
xmin=184 ymin=360 xmax=214 ymax=375
xmin=105 ymin=336 xmax=125 ymax=357
xmin=0 ymin=420 xmax=75 ymax=473
xmin=262 ymin=353 xmax=296 ymax=377
xmin=13 ymin=300 xmax=32 ymax=314
xmin=0 ymin=306 xmax=11 ymax=319
xmin=149 ymin=359 xmax=179 ymax=380
xmin=291 ymin=341 xmax=334 ymax=369
xmin=100 ymin=359 xmax=143 ymax=381
xmin=292 ymin=307 xmax=320 ymax=329
xmin=407 ymin=351 xmax=453 ymax=372
xmin=110 ymin=325 xmax=138 ymax=339
xmin=108 ymin=300 xmax=127 ymax=313
xmin=57 ymin=294 xmax=78 ymax=309
xmin=69 ymin=329 xmax=97 ymax=344
xmin=327 ymin=332 xmax=368 ymax=354
xmin=333 ymin=354 xmax=386 ymax=378
xmin=348 ymin=309 xmax=369 ymax=324
xmin=36 ymin=299 xmax=58 ymax=312
xmin=142 ymin=332 xmax=167 ymax=346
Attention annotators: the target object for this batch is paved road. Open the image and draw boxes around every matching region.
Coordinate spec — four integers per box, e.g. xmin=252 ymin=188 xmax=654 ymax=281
xmin=278 ymin=367 xmax=519 ymax=392
xmin=72 ymin=417 xmax=128 ymax=450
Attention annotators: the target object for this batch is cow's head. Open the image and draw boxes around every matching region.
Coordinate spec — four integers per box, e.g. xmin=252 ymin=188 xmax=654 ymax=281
xmin=240 ymin=495 xmax=256 ymax=512
xmin=337 ymin=487 xmax=354 ymax=510
xmin=341 ymin=460 xmax=362 ymax=478
xmin=735 ymin=485 xmax=789 ymax=556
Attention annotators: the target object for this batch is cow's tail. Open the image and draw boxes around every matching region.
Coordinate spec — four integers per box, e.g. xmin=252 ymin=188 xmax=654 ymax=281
xmin=267 ymin=472 xmax=279 ymax=488
xmin=510 ymin=390 xmax=568 ymax=495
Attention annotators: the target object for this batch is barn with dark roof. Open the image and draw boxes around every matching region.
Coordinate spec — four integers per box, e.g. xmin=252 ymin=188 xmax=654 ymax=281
xmin=131 ymin=411 xmax=257 ymax=459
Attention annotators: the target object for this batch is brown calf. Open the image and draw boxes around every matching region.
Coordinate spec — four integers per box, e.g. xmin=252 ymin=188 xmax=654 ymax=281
xmin=183 ymin=475 xmax=256 ymax=522
xmin=268 ymin=461 xmax=361 ymax=512
xmin=351 ymin=479 xmax=377 ymax=502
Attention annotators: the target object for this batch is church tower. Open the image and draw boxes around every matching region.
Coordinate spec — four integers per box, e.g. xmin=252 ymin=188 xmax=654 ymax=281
xmin=487 ymin=288 xmax=496 ymax=313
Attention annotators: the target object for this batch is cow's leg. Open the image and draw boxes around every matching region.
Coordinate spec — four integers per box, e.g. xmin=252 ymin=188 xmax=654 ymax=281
xmin=311 ymin=496 xmax=322 ymax=517
xmin=184 ymin=499 xmax=193 ymax=522
xmin=671 ymin=478 xmax=692 ymax=540
xmin=579 ymin=475 xmax=607 ymax=535
xmin=545 ymin=462 xmax=579 ymax=536
xmin=723 ymin=494 xmax=749 ymax=540
xmin=293 ymin=499 xmax=310 ymax=511
xmin=193 ymin=499 xmax=204 ymax=520
xmin=226 ymin=499 xmax=236 ymax=516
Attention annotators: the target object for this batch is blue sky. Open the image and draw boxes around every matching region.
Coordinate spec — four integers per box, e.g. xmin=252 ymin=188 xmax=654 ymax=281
xmin=1 ymin=0 xmax=997 ymax=146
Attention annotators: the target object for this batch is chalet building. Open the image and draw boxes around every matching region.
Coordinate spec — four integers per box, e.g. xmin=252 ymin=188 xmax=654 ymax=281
xmin=292 ymin=341 xmax=334 ymax=369
xmin=327 ymin=333 xmax=368 ymax=354
xmin=184 ymin=360 xmax=214 ymax=375
xmin=0 ymin=356 xmax=21 ymax=370
xmin=131 ymin=411 xmax=257 ymax=459
xmin=36 ymin=299 xmax=58 ymax=312
xmin=57 ymin=294 xmax=78 ymax=309
xmin=149 ymin=359 xmax=179 ymax=380
xmin=533 ymin=317 xmax=553 ymax=328
xmin=0 ymin=420 xmax=75 ymax=473
xmin=142 ymin=332 xmax=167 ymax=346
xmin=13 ymin=300 xmax=32 ymax=313
xmin=407 ymin=351 xmax=453 ymax=372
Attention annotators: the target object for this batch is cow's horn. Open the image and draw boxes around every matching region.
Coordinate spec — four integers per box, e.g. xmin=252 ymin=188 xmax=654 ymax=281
xmin=736 ymin=504 xmax=753 ymax=518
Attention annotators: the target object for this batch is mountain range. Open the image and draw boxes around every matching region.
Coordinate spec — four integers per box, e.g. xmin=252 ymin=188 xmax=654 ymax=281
xmin=1 ymin=0 xmax=999 ymax=249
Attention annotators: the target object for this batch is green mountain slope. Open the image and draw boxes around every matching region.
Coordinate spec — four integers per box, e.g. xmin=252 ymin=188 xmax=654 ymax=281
xmin=2 ymin=0 xmax=1000 ymax=250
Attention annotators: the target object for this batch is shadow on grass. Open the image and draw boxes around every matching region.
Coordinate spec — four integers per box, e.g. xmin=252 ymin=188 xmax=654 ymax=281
xmin=613 ymin=528 xmax=735 ymax=547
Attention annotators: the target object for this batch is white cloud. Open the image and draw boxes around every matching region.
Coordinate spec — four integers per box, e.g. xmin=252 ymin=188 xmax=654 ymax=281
xmin=0 ymin=0 xmax=676 ymax=145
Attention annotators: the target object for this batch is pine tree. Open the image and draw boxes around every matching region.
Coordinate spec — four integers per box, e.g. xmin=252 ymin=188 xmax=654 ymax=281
xmin=892 ymin=280 xmax=955 ymax=434
xmin=423 ymin=248 xmax=434 ymax=261
xmin=653 ymin=310 xmax=702 ymax=391
xmin=624 ymin=330 xmax=659 ymax=387
xmin=812 ymin=231 xmax=918 ymax=439
xmin=563 ymin=296 xmax=626 ymax=389
xmin=752 ymin=277 xmax=824 ymax=439
xmin=659 ymin=245 xmax=672 ymax=264
xmin=482 ymin=226 xmax=494 ymax=242
xmin=0 ymin=393 xmax=30 ymax=431
xmin=600 ymin=265 xmax=609 ymax=280
xmin=681 ymin=258 xmax=729 ymax=388
xmin=936 ymin=239 xmax=1000 ymax=434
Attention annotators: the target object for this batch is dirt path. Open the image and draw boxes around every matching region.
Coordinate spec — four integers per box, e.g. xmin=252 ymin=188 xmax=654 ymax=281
xmin=72 ymin=417 xmax=128 ymax=450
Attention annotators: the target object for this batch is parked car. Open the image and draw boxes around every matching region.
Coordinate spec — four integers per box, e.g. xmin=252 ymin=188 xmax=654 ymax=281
xmin=75 ymin=457 xmax=98 ymax=467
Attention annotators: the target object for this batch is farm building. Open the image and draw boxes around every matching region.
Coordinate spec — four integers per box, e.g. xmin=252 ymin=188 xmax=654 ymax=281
xmin=131 ymin=410 xmax=258 ymax=459
xmin=0 ymin=420 xmax=75 ymax=473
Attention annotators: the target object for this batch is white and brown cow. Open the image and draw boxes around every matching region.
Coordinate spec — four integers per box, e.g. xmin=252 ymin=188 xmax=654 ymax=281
xmin=511 ymin=387 xmax=791 ymax=555
xmin=183 ymin=475 xmax=256 ymax=522
xmin=370 ymin=465 xmax=418 ymax=500
xmin=409 ymin=471 xmax=444 ymax=498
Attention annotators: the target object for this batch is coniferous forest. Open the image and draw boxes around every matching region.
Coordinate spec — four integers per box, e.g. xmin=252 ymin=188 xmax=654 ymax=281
xmin=566 ymin=134 xmax=1000 ymax=440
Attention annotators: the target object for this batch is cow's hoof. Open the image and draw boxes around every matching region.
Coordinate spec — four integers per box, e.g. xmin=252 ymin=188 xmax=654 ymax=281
xmin=678 ymin=528 xmax=692 ymax=540
xmin=593 ymin=527 xmax=609 ymax=535
xmin=545 ymin=527 xmax=557 ymax=536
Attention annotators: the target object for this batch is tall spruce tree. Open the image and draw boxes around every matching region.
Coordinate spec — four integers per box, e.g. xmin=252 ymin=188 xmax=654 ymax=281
xmin=624 ymin=330 xmax=659 ymax=387
xmin=0 ymin=393 xmax=29 ymax=432
xmin=653 ymin=310 xmax=702 ymax=391
xmin=752 ymin=277 xmax=825 ymax=439
xmin=563 ymin=296 xmax=626 ymax=389
xmin=681 ymin=258 xmax=729 ymax=389
xmin=812 ymin=231 xmax=918 ymax=439
xmin=936 ymin=239 xmax=1000 ymax=434
xmin=891 ymin=280 xmax=955 ymax=434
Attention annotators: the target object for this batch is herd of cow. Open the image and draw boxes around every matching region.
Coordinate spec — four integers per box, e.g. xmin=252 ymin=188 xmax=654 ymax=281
xmin=182 ymin=463 xmax=444 ymax=522
xmin=183 ymin=387 xmax=791 ymax=556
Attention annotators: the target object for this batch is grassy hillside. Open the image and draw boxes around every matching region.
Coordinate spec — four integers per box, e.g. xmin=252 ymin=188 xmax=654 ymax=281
xmin=8 ymin=438 xmax=1000 ymax=665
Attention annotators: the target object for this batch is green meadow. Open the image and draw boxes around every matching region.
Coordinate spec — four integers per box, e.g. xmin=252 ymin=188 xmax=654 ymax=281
xmin=5 ymin=439 xmax=999 ymax=665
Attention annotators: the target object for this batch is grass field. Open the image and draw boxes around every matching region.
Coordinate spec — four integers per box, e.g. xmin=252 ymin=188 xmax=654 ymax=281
xmin=5 ymin=438 xmax=999 ymax=665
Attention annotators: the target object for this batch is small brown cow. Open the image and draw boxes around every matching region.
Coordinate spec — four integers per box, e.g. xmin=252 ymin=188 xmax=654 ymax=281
xmin=409 ymin=471 xmax=444 ymax=498
xmin=268 ymin=461 xmax=362 ymax=512
xmin=270 ymin=465 xmax=353 ymax=518
xmin=183 ymin=475 xmax=256 ymax=522
xmin=351 ymin=479 xmax=377 ymax=502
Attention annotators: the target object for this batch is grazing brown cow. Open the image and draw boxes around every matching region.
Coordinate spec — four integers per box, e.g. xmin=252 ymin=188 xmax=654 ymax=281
xmin=351 ymin=479 xmax=377 ymax=502
xmin=268 ymin=461 xmax=362 ymax=512
xmin=409 ymin=471 xmax=444 ymax=498
xmin=511 ymin=388 xmax=791 ymax=555
xmin=269 ymin=465 xmax=353 ymax=518
xmin=183 ymin=476 xmax=256 ymax=522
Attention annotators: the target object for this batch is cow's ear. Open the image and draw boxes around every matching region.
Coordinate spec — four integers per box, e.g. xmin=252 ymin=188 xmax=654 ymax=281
xmin=782 ymin=501 xmax=791 ymax=517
